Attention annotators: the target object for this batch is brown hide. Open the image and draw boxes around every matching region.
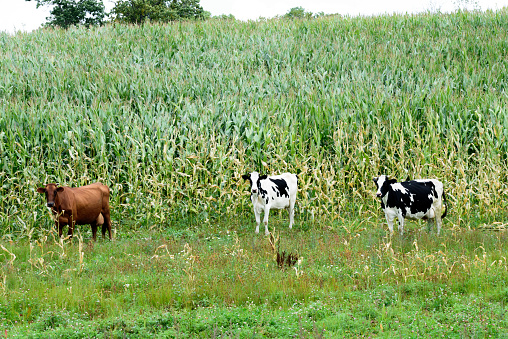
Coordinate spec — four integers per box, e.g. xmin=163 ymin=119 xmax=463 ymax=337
xmin=37 ymin=183 xmax=112 ymax=241
xmin=56 ymin=213 xmax=104 ymax=226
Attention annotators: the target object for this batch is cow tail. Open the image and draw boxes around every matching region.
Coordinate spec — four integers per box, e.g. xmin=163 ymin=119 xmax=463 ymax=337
xmin=441 ymin=190 xmax=448 ymax=219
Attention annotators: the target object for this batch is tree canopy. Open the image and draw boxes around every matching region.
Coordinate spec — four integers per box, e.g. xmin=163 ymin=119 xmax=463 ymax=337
xmin=111 ymin=0 xmax=207 ymax=25
xmin=28 ymin=0 xmax=106 ymax=28
xmin=28 ymin=0 xmax=207 ymax=28
xmin=28 ymin=1 xmax=325 ymax=30
xmin=283 ymin=7 xmax=324 ymax=19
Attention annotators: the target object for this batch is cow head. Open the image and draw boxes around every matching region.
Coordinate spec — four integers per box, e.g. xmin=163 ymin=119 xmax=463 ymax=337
xmin=37 ymin=183 xmax=64 ymax=208
xmin=242 ymin=172 xmax=267 ymax=195
xmin=373 ymin=175 xmax=397 ymax=198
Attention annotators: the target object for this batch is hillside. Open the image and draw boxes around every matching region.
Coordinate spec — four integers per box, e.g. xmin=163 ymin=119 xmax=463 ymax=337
xmin=1 ymin=10 xmax=508 ymax=337
xmin=1 ymin=10 xmax=508 ymax=233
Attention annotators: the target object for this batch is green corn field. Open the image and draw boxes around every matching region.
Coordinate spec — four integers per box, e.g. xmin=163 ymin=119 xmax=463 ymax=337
xmin=1 ymin=10 xmax=507 ymax=235
xmin=1 ymin=9 xmax=508 ymax=337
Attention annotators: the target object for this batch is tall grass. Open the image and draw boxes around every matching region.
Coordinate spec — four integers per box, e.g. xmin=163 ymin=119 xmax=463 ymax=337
xmin=0 ymin=10 xmax=507 ymax=235
xmin=2 ymin=225 xmax=508 ymax=336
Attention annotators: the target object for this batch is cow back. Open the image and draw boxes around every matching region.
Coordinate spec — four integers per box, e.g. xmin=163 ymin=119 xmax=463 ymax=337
xmin=68 ymin=183 xmax=109 ymax=224
xmin=386 ymin=180 xmax=440 ymax=217
xmin=267 ymin=173 xmax=298 ymax=196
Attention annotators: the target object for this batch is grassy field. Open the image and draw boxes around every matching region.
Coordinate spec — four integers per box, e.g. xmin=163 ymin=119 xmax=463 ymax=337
xmin=2 ymin=222 xmax=508 ymax=337
xmin=1 ymin=7 xmax=508 ymax=337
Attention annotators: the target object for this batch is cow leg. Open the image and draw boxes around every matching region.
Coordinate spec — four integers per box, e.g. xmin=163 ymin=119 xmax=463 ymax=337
xmin=263 ymin=206 xmax=270 ymax=236
xmin=101 ymin=224 xmax=107 ymax=240
xmin=428 ymin=202 xmax=443 ymax=235
xmin=56 ymin=221 xmax=63 ymax=238
xmin=288 ymin=199 xmax=295 ymax=229
xmin=385 ymin=213 xmax=395 ymax=234
xmin=67 ymin=226 xmax=73 ymax=237
xmin=56 ymin=214 xmax=69 ymax=238
xmin=435 ymin=214 xmax=442 ymax=236
xmin=254 ymin=207 xmax=261 ymax=234
xmin=67 ymin=214 xmax=74 ymax=238
xmin=397 ymin=214 xmax=405 ymax=235
xmin=91 ymin=222 xmax=98 ymax=241
xmin=102 ymin=209 xmax=112 ymax=240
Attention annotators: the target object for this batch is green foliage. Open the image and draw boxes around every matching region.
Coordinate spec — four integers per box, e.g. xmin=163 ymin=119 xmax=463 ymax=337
xmin=213 ymin=13 xmax=235 ymax=20
xmin=28 ymin=0 xmax=106 ymax=28
xmin=1 ymin=11 xmax=508 ymax=235
xmin=111 ymin=0 xmax=206 ymax=24
xmin=2 ymin=11 xmax=508 ymax=337
xmin=171 ymin=0 xmax=206 ymax=19
xmin=3 ymin=11 xmax=508 ymax=338
xmin=1 ymin=226 xmax=508 ymax=337
xmin=284 ymin=6 xmax=314 ymax=19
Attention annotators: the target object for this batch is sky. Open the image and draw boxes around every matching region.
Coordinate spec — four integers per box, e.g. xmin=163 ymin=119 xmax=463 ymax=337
xmin=0 ymin=0 xmax=506 ymax=34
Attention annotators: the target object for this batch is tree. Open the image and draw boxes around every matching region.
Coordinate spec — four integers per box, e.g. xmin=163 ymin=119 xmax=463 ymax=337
xmin=170 ymin=0 xmax=205 ymax=20
xmin=28 ymin=0 xmax=106 ymax=28
xmin=284 ymin=7 xmax=313 ymax=19
xmin=212 ymin=14 xmax=235 ymax=20
xmin=111 ymin=0 xmax=206 ymax=25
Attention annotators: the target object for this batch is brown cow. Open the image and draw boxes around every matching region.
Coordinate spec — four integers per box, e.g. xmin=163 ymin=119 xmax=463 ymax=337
xmin=37 ymin=183 xmax=112 ymax=241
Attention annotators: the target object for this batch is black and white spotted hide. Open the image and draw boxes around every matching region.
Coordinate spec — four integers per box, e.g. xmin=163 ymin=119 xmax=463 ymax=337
xmin=373 ymin=175 xmax=447 ymax=235
xmin=242 ymin=171 xmax=298 ymax=235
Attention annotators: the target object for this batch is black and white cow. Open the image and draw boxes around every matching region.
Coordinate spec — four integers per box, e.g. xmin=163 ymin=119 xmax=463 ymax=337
xmin=373 ymin=175 xmax=447 ymax=235
xmin=242 ymin=171 xmax=298 ymax=235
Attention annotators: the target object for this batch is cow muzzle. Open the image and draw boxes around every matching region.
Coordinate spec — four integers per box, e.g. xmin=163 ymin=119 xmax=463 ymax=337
xmin=252 ymin=189 xmax=258 ymax=194
xmin=47 ymin=202 xmax=55 ymax=207
xmin=376 ymin=193 xmax=382 ymax=198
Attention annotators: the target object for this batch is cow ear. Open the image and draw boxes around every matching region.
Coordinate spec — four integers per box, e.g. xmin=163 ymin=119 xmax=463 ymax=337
xmin=241 ymin=174 xmax=250 ymax=181
xmin=259 ymin=175 xmax=268 ymax=180
xmin=57 ymin=187 xmax=65 ymax=192
xmin=388 ymin=178 xmax=398 ymax=184
xmin=37 ymin=187 xmax=46 ymax=194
